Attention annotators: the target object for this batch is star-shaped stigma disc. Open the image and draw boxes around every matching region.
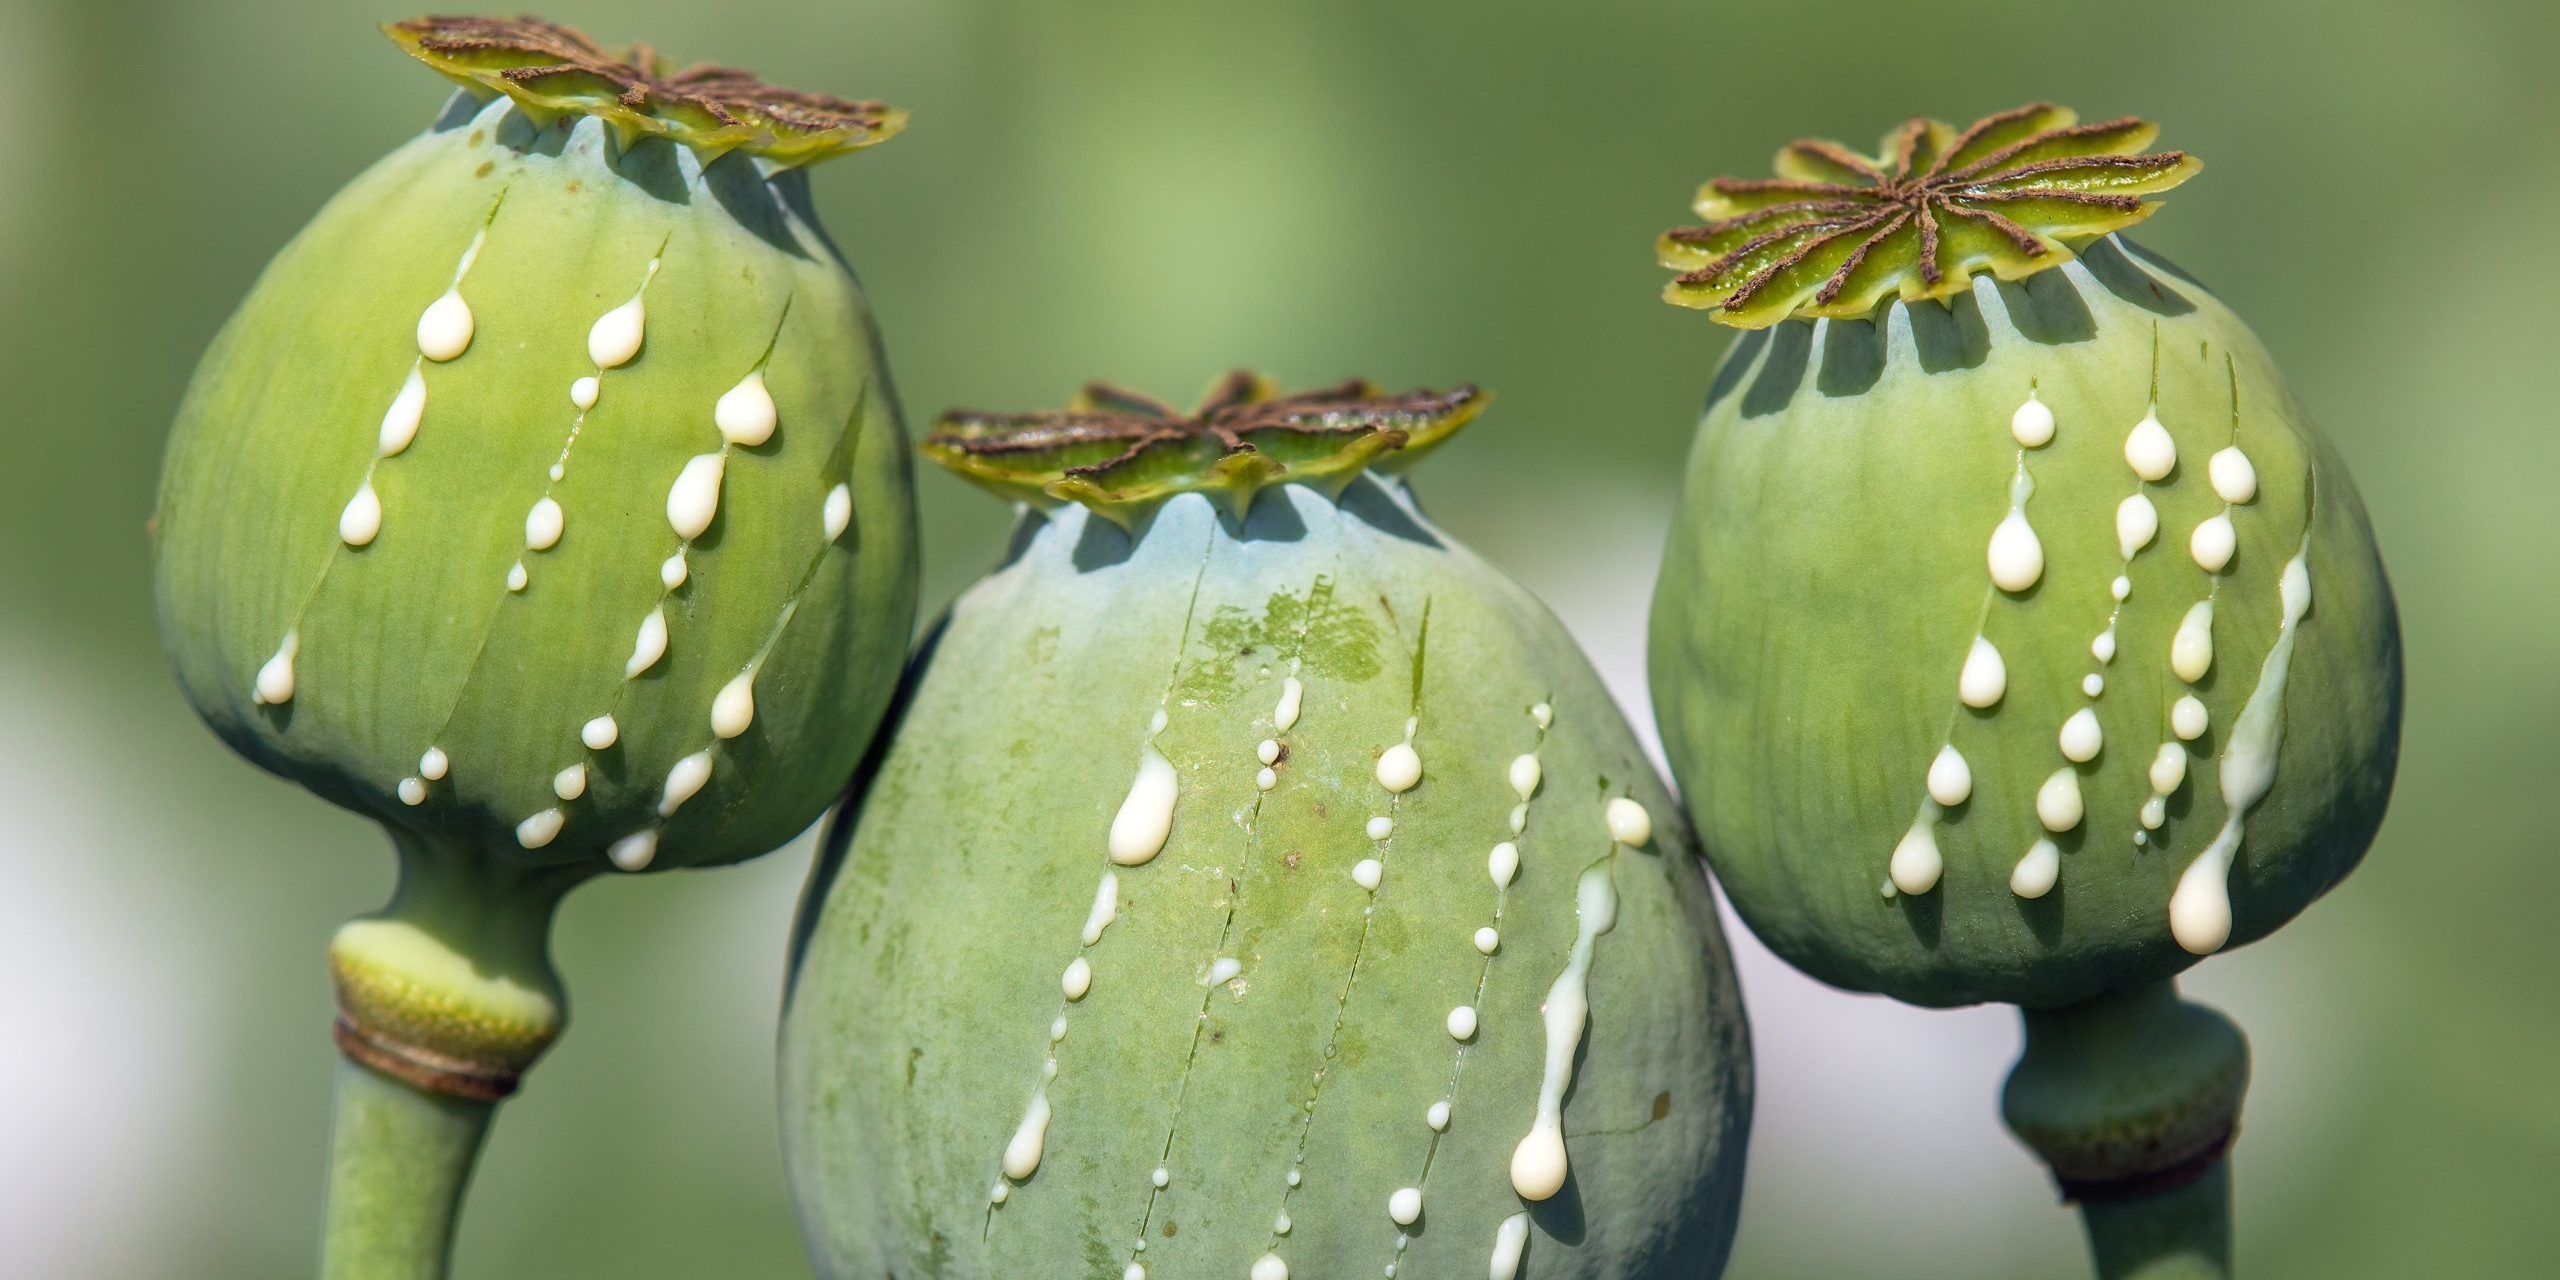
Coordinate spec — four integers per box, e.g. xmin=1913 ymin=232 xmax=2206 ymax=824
xmin=1659 ymin=103 xmax=2201 ymax=328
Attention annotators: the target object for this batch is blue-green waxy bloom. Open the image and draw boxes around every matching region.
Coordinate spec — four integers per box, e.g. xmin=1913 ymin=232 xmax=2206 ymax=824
xmin=782 ymin=376 xmax=1751 ymax=1280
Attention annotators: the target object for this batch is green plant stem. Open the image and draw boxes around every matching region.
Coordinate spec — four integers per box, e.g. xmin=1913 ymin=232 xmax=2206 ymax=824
xmin=2080 ymin=1161 xmax=2233 ymax=1279
xmin=2003 ymin=978 xmax=2250 ymax=1280
xmin=377 ymin=831 xmax=580 ymax=988
xmin=321 ymin=1055 xmax=494 ymax=1280
xmin=318 ymin=834 xmax=583 ymax=1278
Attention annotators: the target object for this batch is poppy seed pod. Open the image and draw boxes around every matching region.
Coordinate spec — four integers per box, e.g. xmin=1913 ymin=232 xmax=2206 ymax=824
xmin=150 ymin=15 xmax=918 ymax=1273
xmin=782 ymin=375 xmax=1751 ymax=1280
xmin=1646 ymin=105 xmax=2400 ymax=1276
xmin=1647 ymin=103 xmax=2399 ymax=1007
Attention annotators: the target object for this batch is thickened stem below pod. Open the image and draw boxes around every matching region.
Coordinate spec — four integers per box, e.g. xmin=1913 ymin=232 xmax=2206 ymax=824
xmin=321 ymin=1057 xmax=493 ymax=1280
xmin=321 ymin=831 xmax=580 ymax=1278
xmin=2002 ymin=979 xmax=2248 ymax=1279
xmin=328 ymin=833 xmax=579 ymax=1099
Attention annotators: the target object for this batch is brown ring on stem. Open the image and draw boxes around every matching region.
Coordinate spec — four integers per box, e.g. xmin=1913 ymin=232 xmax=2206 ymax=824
xmin=333 ymin=1015 xmax=521 ymax=1102
xmin=2052 ymin=1122 xmax=2237 ymax=1204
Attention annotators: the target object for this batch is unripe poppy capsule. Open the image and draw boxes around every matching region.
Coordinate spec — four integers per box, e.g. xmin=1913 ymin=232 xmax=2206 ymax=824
xmin=1647 ymin=103 xmax=2401 ymax=1277
xmin=783 ymin=374 xmax=1752 ymax=1279
xmin=150 ymin=14 xmax=920 ymax=1269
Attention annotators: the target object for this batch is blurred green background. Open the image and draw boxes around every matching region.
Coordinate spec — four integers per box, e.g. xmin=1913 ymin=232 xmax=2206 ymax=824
xmin=2 ymin=0 xmax=2551 ymax=1276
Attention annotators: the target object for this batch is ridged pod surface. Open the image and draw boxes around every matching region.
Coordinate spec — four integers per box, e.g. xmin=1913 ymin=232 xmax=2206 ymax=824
xmin=154 ymin=30 xmax=916 ymax=884
xmin=151 ymin=18 xmax=918 ymax=1118
xmin=1647 ymin=106 xmax=2400 ymax=1011
xmin=783 ymin=379 xmax=1749 ymax=1279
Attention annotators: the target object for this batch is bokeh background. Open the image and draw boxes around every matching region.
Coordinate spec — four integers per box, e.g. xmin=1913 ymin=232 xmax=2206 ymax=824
xmin=3 ymin=0 xmax=2552 ymax=1276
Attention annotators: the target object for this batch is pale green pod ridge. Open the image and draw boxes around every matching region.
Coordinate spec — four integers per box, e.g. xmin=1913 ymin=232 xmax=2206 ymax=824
xmin=155 ymin=86 xmax=917 ymax=881
xmin=1647 ymin=109 xmax=2400 ymax=1013
xmin=783 ymin=380 xmax=1750 ymax=1279
xmin=152 ymin=18 xmax=918 ymax=1128
xmin=1647 ymin=107 xmax=2399 ymax=1270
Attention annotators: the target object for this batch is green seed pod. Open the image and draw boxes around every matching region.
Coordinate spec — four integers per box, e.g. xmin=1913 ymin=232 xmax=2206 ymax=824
xmin=1647 ymin=102 xmax=2399 ymax=1005
xmin=1645 ymin=105 xmax=2400 ymax=1274
xmin=150 ymin=15 xmax=918 ymax=1272
xmin=782 ymin=376 xmax=1750 ymax=1280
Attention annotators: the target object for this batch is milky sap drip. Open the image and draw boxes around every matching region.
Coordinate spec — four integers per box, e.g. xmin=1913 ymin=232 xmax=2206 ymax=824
xmin=1339 ymin=704 xmax=1559 ymax=1280
xmin=2130 ymin=363 xmax=2260 ymax=852
xmin=2209 ymin=446 xmax=2259 ymax=503
xmin=377 ymin=368 xmax=427 ymax=458
xmin=2117 ymin=492 xmax=2159 ymax=560
xmin=414 ymin=227 xmax=486 ymax=363
xmin=2139 ymin=742 xmax=2189 ymax=833
xmin=625 ymin=606 xmax=669 ymax=678
xmin=1958 ymin=636 xmax=2006 ymax=708
xmin=524 ymin=496 xmax=565 ymax=551
xmin=2125 ymin=408 xmax=2177 ymax=481
xmin=1376 ymin=733 xmax=1423 ymax=792
xmin=822 ymin=483 xmax=853 ymax=542
xmin=1986 ymin=462 xmax=2044 ymax=593
xmin=2191 ymin=513 xmax=2238 ymax=573
xmin=996 ymin=704 xmax=1178 ymax=1193
xmin=338 ymin=482 xmax=382 ymax=547
xmin=2035 ymin=767 xmax=2084 ymax=833
xmin=1603 ymin=797 xmax=1651 ymax=846
xmin=1080 ymin=871 xmax=1119 ymax=946
xmin=2188 ymin=441 xmax=2256 ymax=576
xmin=1925 ymin=745 xmax=1972 ymax=806
xmin=2169 ymin=544 xmax=2314 ymax=955
xmin=1108 ymin=711 xmax=1179 ymax=866
xmin=2010 ymin=838 xmax=2061 ymax=899
xmin=415 ymin=291 xmax=474 ymax=362
xmin=607 ymin=829 xmax=658 ymax=872
xmin=656 ymin=750 xmax=714 ymax=817
xmin=573 ymin=360 xmax=794 ymax=871
xmin=263 ymin=222 xmax=501 ymax=709
xmin=1509 ymin=860 xmax=1621 ymax=1201
xmin=2080 ymin=398 xmax=2182 ymax=747
xmin=714 ymin=369 xmax=778 ymax=446
xmin=1273 ymin=674 xmax=1304 ymax=731
xmin=252 ymin=630 xmax=300 ymax=706
xmin=666 ymin=454 xmax=727 ymax=541
xmin=710 ymin=670 xmax=757 ymax=738
xmin=1890 ymin=812 xmax=1943 ymax=897
xmin=2058 ymin=708 xmax=2104 ymax=763
xmin=1002 ymin=1065 xmax=1055 ymax=1181
xmin=1117 ymin=654 xmax=1328 ymax=1279
xmin=514 ymin=807 xmax=565 ymax=849
xmin=2171 ymin=601 xmax=2216 ymax=684
xmin=1488 ymin=1212 xmax=1533 ymax=1280
xmin=2010 ymin=390 xmax=2055 ymax=447
xmin=1893 ymin=411 xmax=2048 ymax=897
xmin=587 ymin=274 xmax=653 ymax=369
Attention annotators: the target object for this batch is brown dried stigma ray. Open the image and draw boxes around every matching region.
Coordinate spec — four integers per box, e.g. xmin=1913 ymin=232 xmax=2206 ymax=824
xmin=925 ymin=373 xmax=1485 ymax=528
xmin=1657 ymin=103 xmax=2201 ymax=328
xmin=386 ymin=15 xmax=906 ymax=168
